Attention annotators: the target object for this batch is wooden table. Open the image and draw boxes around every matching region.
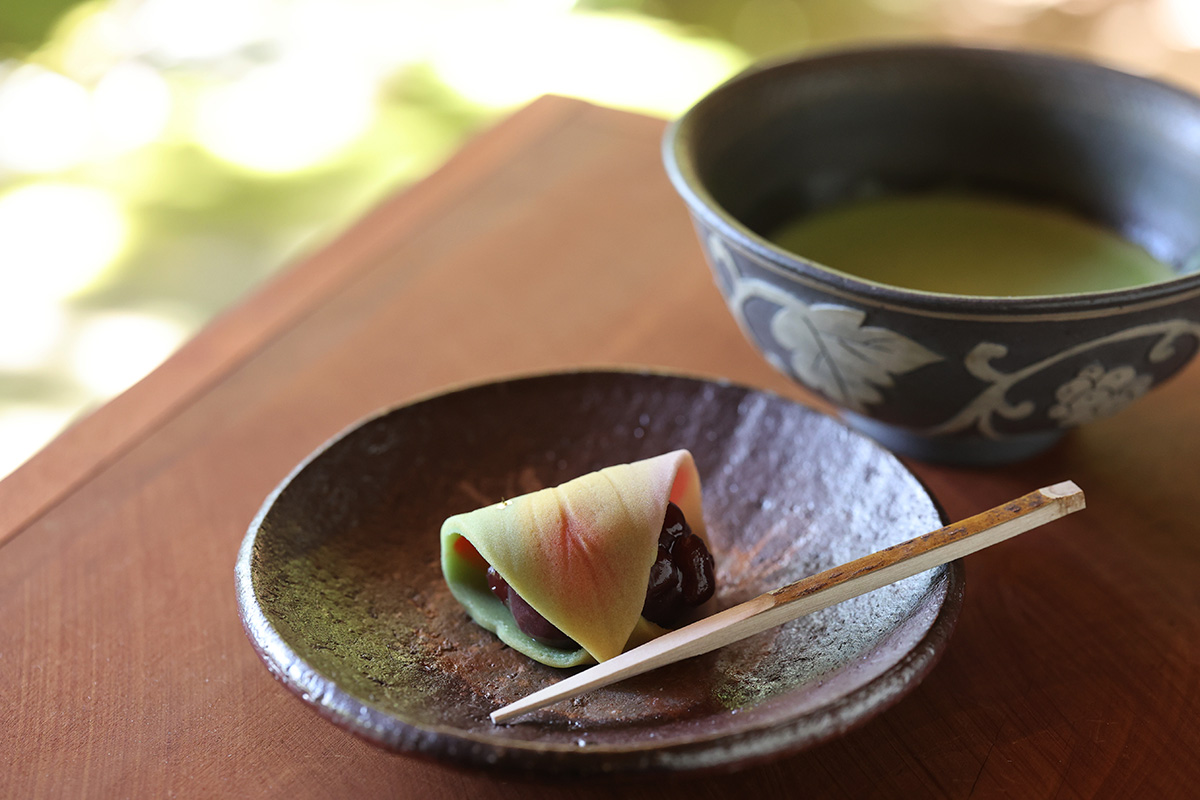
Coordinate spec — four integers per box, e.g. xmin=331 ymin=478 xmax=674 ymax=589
xmin=4 ymin=96 xmax=1198 ymax=798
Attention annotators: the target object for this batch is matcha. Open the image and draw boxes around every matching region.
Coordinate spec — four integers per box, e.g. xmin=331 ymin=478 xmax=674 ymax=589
xmin=769 ymin=193 xmax=1176 ymax=296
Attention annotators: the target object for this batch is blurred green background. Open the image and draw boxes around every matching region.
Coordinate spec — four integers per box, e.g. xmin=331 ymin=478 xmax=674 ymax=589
xmin=3 ymin=0 xmax=1200 ymax=477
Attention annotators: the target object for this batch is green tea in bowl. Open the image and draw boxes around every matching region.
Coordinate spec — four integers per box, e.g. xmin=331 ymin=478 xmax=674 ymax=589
xmin=769 ymin=192 xmax=1176 ymax=297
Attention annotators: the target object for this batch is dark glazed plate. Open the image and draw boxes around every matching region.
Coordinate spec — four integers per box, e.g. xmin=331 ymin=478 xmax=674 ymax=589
xmin=235 ymin=370 xmax=963 ymax=776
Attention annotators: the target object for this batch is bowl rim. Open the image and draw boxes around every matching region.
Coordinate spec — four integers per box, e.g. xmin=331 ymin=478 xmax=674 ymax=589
xmin=662 ymin=42 xmax=1200 ymax=318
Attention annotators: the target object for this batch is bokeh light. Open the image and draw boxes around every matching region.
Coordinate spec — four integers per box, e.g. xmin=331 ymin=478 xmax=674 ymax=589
xmin=194 ymin=57 xmax=378 ymax=173
xmin=92 ymin=61 xmax=172 ymax=157
xmin=0 ymin=303 xmax=65 ymax=372
xmin=0 ymin=183 xmax=127 ymax=410
xmin=0 ymin=65 xmax=93 ymax=173
xmin=126 ymin=0 xmax=276 ymax=63
xmin=69 ymin=310 xmax=191 ymax=396
xmin=431 ymin=8 xmax=746 ymax=115
xmin=0 ymin=182 xmax=126 ymax=296
xmin=1152 ymin=0 xmax=1200 ymax=51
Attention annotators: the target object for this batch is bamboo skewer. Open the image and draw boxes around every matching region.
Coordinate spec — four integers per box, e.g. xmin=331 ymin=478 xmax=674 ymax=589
xmin=490 ymin=480 xmax=1085 ymax=725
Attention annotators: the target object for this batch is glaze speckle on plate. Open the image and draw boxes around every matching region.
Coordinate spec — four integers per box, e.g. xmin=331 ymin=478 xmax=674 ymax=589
xmin=235 ymin=370 xmax=962 ymax=775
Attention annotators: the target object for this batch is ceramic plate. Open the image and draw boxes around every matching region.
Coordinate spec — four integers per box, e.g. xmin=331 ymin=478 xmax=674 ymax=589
xmin=235 ymin=370 xmax=963 ymax=776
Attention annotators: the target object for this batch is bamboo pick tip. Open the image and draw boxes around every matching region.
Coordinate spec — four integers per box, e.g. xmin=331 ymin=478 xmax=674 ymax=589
xmin=491 ymin=694 xmax=549 ymax=724
xmin=490 ymin=707 xmax=514 ymax=725
xmin=492 ymin=703 xmax=533 ymax=725
xmin=1042 ymin=480 xmax=1085 ymax=506
xmin=1042 ymin=480 xmax=1081 ymax=496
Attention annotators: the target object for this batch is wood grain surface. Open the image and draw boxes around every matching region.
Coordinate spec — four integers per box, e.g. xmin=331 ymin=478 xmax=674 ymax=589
xmin=3 ymin=96 xmax=1198 ymax=798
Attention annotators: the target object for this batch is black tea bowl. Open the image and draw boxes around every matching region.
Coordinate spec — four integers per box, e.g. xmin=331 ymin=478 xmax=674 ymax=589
xmin=664 ymin=44 xmax=1200 ymax=465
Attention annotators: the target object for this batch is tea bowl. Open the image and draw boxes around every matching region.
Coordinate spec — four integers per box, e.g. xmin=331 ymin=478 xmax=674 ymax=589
xmin=663 ymin=44 xmax=1200 ymax=465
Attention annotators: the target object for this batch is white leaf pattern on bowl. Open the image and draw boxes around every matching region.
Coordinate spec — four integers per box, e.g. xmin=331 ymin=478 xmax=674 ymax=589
xmin=710 ymin=235 xmax=942 ymax=412
xmin=767 ymin=302 xmax=942 ymax=412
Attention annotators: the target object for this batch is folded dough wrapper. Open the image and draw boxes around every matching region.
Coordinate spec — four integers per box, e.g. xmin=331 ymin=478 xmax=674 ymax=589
xmin=440 ymin=450 xmax=707 ymax=667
